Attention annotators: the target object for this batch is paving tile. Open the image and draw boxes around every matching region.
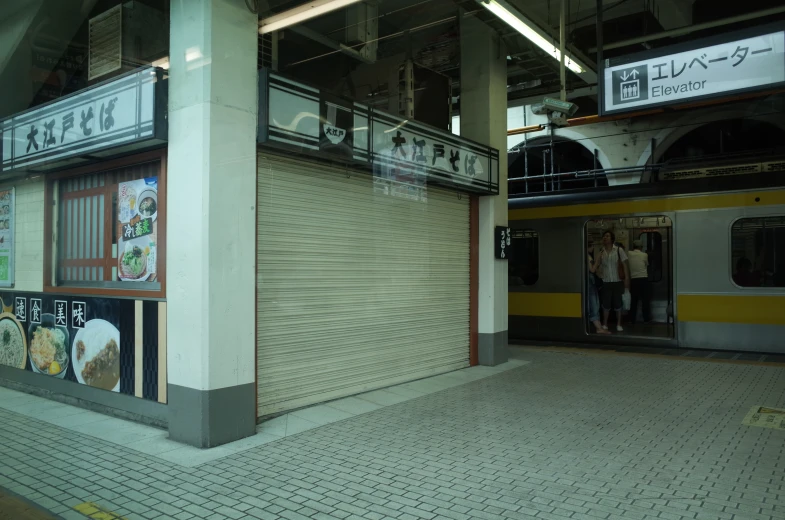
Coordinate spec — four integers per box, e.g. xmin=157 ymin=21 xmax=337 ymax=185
xmin=0 ymin=349 xmax=783 ymax=520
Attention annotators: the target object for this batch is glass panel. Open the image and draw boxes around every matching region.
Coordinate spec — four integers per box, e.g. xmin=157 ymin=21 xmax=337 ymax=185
xmin=85 ymin=197 xmax=91 ymax=259
xmin=99 ymin=267 xmax=104 ymax=281
xmin=99 ymin=195 xmax=105 ymax=259
xmin=92 ymin=267 xmax=97 ymax=281
xmin=509 ymin=230 xmax=538 ymax=286
xmin=92 ymin=195 xmax=98 ymax=259
xmin=111 ymin=266 xmax=117 ymax=281
xmin=70 ymin=199 xmax=77 ymax=260
xmin=64 ymin=199 xmax=72 ymax=260
xmin=78 ymin=197 xmax=85 ymax=259
xmin=731 ymin=216 xmax=785 ymax=288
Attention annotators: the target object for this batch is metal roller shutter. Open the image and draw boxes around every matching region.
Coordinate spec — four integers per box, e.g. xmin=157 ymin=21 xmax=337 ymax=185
xmin=256 ymin=153 xmax=470 ymax=417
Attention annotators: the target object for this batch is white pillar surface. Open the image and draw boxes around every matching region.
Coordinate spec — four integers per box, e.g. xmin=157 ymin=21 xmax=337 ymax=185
xmin=166 ymin=0 xmax=258 ymax=447
xmin=460 ymin=16 xmax=509 ymax=365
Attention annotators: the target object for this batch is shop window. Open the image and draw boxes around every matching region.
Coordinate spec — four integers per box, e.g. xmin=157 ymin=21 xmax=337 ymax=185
xmin=48 ymin=154 xmax=165 ymax=295
xmin=731 ymin=216 xmax=785 ymax=288
xmin=509 ymin=230 xmax=538 ymax=286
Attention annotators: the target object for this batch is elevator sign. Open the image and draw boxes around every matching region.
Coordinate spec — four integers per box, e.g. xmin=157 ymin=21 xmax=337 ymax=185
xmin=601 ymin=27 xmax=785 ymax=115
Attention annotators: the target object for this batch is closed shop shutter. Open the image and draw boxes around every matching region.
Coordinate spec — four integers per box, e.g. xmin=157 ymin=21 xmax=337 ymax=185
xmin=256 ymin=153 xmax=470 ymax=417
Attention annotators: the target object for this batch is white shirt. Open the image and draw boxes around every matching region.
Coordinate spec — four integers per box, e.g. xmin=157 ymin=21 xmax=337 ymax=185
xmin=628 ymin=250 xmax=649 ymax=279
xmin=598 ymin=246 xmax=628 ymax=283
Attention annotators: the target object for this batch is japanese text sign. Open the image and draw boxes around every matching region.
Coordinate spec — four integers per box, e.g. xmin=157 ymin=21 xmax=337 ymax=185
xmin=1 ymin=67 xmax=165 ymax=173
xmin=602 ymin=28 xmax=785 ymax=115
xmin=258 ymin=70 xmax=499 ymax=195
xmin=495 ymin=227 xmax=511 ymax=260
xmin=370 ymin=114 xmax=497 ymax=194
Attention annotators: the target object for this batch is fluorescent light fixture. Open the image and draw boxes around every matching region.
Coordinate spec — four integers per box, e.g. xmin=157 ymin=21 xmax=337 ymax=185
xmin=479 ymin=0 xmax=584 ymax=74
xmin=259 ymin=0 xmax=364 ymax=34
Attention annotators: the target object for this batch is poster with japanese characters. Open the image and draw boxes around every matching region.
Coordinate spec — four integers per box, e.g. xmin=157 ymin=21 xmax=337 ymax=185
xmin=0 ymin=189 xmax=14 ymax=287
xmin=0 ymin=293 xmax=122 ymax=393
xmin=117 ymin=178 xmax=158 ymax=282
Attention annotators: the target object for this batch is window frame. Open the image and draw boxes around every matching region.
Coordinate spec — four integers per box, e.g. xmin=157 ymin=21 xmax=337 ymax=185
xmin=44 ymin=149 xmax=167 ymax=299
xmin=729 ymin=214 xmax=785 ymax=290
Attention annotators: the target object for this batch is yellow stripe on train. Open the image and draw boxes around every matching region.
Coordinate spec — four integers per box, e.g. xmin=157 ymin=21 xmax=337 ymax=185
xmin=509 ymin=190 xmax=785 ymax=220
xmin=509 ymin=292 xmax=582 ymax=318
xmin=678 ymin=294 xmax=785 ymax=326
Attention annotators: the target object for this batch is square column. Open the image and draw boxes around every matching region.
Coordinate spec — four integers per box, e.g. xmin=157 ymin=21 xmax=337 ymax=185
xmin=166 ymin=0 xmax=258 ymax=447
xmin=460 ymin=16 xmax=509 ymax=365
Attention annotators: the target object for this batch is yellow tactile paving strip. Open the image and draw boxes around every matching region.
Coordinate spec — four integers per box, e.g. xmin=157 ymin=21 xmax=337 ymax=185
xmin=0 ymin=488 xmax=56 ymax=520
xmin=73 ymin=502 xmax=127 ymax=520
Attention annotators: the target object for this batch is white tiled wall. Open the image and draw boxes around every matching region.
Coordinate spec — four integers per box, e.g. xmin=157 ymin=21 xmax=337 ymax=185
xmin=9 ymin=179 xmax=45 ymax=292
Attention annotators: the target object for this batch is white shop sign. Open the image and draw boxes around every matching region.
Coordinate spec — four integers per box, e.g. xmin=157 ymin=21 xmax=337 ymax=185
xmin=1 ymin=67 xmax=166 ymax=172
xmin=602 ymin=28 xmax=785 ymax=115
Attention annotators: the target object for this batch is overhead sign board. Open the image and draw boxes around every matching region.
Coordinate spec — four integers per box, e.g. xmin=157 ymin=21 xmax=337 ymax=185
xmin=1 ymin=67 xmax=167 ymax=173
xmin=258 ymin=70 xmax=499 ymax=196
xmin=601 ymin=25 xmax=785 ymax=115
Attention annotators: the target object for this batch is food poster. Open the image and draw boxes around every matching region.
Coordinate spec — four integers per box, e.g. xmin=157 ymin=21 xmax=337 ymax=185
xmin=0 ymin=188 xmax=14 ymax=287
xmin=117 ymin=177 xmax=158 ymax=282
xmin=0 ymin=293 xmax=126 ymax=394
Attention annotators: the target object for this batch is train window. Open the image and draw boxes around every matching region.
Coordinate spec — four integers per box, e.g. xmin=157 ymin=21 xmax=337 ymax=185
xmin=509 ymin=229 xmax=538 ymax=286
xmin=731 ymin=216 xmax=785 ymax=288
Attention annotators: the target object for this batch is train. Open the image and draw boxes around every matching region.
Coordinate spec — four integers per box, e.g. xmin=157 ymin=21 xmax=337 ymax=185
xmin=507 ymin=173 xmax=785 ymax=353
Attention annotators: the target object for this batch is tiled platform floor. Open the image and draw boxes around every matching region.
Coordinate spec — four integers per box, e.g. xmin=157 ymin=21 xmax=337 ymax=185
xmin=1 ymin=346 xmax=784 ymax=520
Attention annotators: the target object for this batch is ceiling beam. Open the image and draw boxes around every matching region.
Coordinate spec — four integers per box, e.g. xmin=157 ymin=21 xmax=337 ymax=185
xmin=289 ymin=25 xmax=375 ymax=64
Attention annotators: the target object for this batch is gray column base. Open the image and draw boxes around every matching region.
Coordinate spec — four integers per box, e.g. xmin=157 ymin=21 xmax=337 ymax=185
xmin=168 ymin=383 xmax=256 ymax=448
xmin=478 ymin=330 xmax=509 ymax=366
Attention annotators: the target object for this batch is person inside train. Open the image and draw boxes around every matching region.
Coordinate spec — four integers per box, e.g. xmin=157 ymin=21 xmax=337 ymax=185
xmin=628 ymin=239 xmax=651 ymax=324
xmin=733 ymin=257 xmax=761 ymax=287
xmin=587 ymin=246 xmax=610 ymax=334
xmin=596 ymin=230 xmax=630 ymax=332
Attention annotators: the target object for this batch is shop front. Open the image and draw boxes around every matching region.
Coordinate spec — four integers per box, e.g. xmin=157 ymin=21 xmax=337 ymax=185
xmin=255 ymin=71 xmax=500 ymax=417
xmin=0 ymin=66 xmax=168 ymax=425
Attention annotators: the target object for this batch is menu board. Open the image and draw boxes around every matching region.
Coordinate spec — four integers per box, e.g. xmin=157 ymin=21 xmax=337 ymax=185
xmin=0 ymin=188 xmax=14 ymax=287
xmin=117 ymin=178 xmax=158 ymax=282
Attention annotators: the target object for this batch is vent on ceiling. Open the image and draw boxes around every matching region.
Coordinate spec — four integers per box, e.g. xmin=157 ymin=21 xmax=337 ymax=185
xmin=89 ymin=5 xmax=122 ymax=81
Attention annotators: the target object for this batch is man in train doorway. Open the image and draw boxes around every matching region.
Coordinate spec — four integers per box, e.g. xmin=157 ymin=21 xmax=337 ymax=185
xmin=627 ymin=239 xmax=651 ymax=324
xmin=597 ymin=230 xmax=630 ymax=332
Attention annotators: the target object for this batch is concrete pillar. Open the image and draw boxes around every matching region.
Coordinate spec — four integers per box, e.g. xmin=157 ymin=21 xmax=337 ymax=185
xmin=166 ymin=0 xmax=258 ymax=447
xmin=460 ymin=16 xmax=508 ymax=365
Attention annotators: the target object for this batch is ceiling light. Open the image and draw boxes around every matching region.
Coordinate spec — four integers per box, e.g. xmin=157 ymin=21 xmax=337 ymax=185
xmin=259 ymin=0 xmax=364 ymax=34
xmin=478 ymin=0 xmax=584 ymax=74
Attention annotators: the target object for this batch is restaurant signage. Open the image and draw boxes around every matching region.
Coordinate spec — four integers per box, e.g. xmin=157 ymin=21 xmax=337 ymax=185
xmin=1 ymin=66 xmax=167 ymax=173
xmin=601 ymin=24 xmax=785 ymax=115
xmin=258 ymin=70 xmax=499 ymax=195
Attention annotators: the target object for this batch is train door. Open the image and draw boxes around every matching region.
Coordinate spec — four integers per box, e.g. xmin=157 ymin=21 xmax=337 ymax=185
xmin=585 ymin=216 xmax=674 ymax=340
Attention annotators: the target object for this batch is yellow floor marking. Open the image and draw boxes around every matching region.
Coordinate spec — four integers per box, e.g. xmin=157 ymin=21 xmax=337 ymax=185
xmin=73 ymin=502 xmax=127 ymax=520
xmin=743 ymin=406 xmax=785 ymax=430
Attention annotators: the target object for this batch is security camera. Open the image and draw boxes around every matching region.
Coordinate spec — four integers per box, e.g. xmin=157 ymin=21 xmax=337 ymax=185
xmin=541 ymin=97 xmax=579 ymax=116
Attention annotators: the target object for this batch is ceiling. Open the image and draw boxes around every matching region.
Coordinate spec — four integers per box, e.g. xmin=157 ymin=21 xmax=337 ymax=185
xmin=262 ymin=0 xmax=785 ymax=118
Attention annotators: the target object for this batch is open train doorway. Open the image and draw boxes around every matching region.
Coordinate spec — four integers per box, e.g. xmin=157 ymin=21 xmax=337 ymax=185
xmin=585 ymin=216 xmax=674 ymax=340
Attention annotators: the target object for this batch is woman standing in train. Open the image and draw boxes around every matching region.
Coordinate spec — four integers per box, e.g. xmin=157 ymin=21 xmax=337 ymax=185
xmin=596 ymin=231 xmax=630 ymax=332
